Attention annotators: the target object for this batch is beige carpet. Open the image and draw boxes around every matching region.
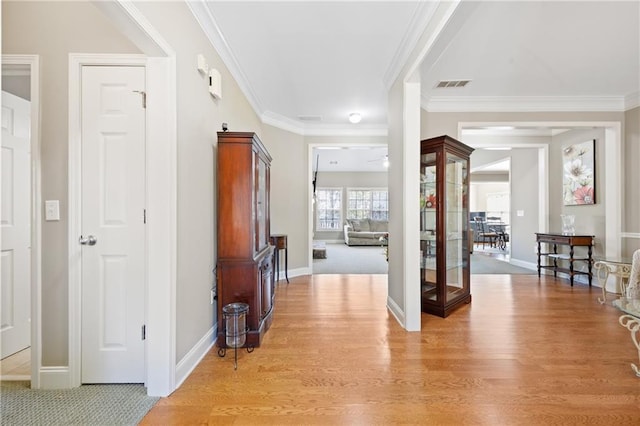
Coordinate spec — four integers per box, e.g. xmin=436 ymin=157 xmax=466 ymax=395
xmin=311 ymin=242 xmax=534 ymax=275
xmin=313 ymin=243 xmax=388 ymax=274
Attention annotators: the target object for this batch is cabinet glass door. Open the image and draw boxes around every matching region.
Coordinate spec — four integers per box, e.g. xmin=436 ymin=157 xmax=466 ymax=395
xmin=255 ymin=155 xmax=267 ymax=252
xmin=444 ymin=153 xmax=469 ymax=303
xmin=420 ymin=152 xmax=438 ymax=303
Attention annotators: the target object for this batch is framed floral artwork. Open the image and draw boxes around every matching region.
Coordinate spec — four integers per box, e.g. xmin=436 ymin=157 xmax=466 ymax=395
xmin=562 ymin=139 xmax=595 ymax=205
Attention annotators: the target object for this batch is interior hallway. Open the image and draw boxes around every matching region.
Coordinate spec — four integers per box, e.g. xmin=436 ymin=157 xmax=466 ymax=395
xmin=142 ymin=274 xmax=640 ymax=425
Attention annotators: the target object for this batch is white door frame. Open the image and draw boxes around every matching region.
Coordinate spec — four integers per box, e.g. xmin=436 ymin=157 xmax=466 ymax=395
xmin=68 ymin=53 xmax=176 ymax=396
xmin=1 ymin=54 xmax=41 ymax=386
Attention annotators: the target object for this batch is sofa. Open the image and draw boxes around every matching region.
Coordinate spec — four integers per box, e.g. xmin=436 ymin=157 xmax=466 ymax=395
xmin=344 ymin=218 xmax=388 ymax=246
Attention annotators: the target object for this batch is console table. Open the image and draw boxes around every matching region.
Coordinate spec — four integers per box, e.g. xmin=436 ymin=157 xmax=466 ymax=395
xmin=270 ymin=234 xmax=289 ymax=283
xmin=536 ymin=233 xmax=594 ymax=286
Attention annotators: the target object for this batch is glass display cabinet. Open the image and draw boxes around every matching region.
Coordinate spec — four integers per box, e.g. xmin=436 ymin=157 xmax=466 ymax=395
xmin=420 ymin=135 xmax=474 ymax=317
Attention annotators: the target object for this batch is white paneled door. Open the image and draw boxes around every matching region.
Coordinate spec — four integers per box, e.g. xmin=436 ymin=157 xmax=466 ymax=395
xmin=1 ymin=91 xmax=31 ymax=359
xmin=80 ymin=66 xmax=146 ymax=383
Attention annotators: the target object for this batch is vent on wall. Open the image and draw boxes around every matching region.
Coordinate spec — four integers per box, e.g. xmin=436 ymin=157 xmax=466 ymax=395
xmin=435 ymin=80 xmax=471 ymax=88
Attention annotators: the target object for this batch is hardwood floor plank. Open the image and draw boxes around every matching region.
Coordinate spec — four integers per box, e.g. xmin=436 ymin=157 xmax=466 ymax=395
xmin=141 ymin=274 xmax=640 ymax=425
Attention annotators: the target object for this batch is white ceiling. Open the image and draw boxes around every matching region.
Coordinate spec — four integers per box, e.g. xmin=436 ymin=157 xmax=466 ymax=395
xmin=312 ymin=146 xmax=388 ymax=172
xmin=189 ymin=1 xmax=639 ymax=170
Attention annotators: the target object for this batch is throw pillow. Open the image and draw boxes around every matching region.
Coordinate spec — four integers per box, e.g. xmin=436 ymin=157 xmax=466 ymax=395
xmin=369 ymin=219 xmax=388 ymax=232
xmin=346 ymin=219 xmax=360 ymax=231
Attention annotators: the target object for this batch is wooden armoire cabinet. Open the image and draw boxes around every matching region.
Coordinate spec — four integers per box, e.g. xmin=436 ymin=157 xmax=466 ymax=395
xmin=216 ymin=131 xmax=275 ymax=348
xmin=420 ymin=135 xmax=474 ymax=317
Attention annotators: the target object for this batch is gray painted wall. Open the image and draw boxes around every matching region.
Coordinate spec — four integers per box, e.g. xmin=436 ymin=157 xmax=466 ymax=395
xmin=550 ymin=128 xmax=606 ymax=260
xmin=3 ymin=0 xmax=141 ymax=366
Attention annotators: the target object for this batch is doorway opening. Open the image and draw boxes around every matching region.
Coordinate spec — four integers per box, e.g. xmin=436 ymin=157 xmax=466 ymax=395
xmin=470 ymin=157 xmax=511 ymax=260
xmin=310 ymin=145 xmax=389 ymax=275
xmin=1 ymin=56 xmax=41 ymax=385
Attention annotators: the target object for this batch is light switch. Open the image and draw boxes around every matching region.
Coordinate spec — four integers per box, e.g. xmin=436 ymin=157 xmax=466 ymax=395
xmin=517 ymin=210 xmax=524 ymax=217
xmin=45 ymin=200 xmax=60 ymax=221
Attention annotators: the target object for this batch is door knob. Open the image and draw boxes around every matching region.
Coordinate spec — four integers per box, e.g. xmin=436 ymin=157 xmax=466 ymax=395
xmin=79 ymin=235 xmax=97 ymax=246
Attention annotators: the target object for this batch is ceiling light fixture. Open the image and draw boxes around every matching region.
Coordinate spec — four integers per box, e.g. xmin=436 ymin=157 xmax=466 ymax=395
xmin=349 ymin=113 xmax=362 ymax=124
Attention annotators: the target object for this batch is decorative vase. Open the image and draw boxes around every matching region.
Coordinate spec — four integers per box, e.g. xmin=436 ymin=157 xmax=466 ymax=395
xmin=561 ymin=214 xmax=575 ymax=235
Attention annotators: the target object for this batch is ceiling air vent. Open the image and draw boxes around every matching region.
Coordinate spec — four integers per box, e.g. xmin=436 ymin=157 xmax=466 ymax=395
xmin=435 ymin=80 xmax=471 ymax=88
xmin=298 ymin=115 xmax=323 ymax=122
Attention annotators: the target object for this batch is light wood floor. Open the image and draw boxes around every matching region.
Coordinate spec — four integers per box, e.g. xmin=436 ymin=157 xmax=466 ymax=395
xmin=1 ymin=347 xmax=30 ymax=377
xmin=142 ymin=274 xmax=640 ymax=425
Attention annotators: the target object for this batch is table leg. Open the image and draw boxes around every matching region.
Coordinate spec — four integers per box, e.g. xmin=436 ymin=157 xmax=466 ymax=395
xmin=595 ymin=261 xmax=610 ymax=304
xmin=619 ymin=314 xmax=640 ymax=377
xmin=284 ymin=246 xmax=289 ymax=283
xmin=274 ymin=248 xmax=280 ymax=282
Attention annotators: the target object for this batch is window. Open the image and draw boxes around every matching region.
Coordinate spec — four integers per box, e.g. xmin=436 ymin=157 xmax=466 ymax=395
xmin=347 ymin=188 xmax=388 ymax=220
xmin=316 ymin=188 xmax=342 ymax=231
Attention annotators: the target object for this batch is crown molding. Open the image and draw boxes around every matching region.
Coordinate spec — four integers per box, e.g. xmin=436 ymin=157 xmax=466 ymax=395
xmin=187 ymin=0 xmax=264 ymax=115
xmin=423 ymin=95 xmax=629 ymax=112
xmin=383 ymin=1 xmax=438 ymax=90
xmin=92 ymin=0 xmax=174 ymax=57
xmin=625 ymin=92 xmax=640 ymax=110
xmin=261 ymin=111 xmax=387 ymax=137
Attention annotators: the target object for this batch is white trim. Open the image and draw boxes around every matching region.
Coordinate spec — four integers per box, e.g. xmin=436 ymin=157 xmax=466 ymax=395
xmin=145 ymin=56 xmax=178 ymax=397
xmin=386 ymin=296 xmax=405 ymax=326
xmin=622 ymin=233 xmax=640 ymax=239
xmin=0 ymin=375 xmax=30 ymax=381
xmin=604 ymin=125 xmax=622 ymax=260
xmin=424 ymin=95 xmax=628 ymax=113
xmin=2 ymin=54 xmax=42 ymax=389
xmin=38 ymin=367 xmax=70 ymax=389
xmin=175 ymin=326 xmax=216 ymax=389
xmin=539 ymin=145 xmax=549 ymax=234
xmin=68 ymin=54 xmax=177 ymax=397
xmin=625 ymin=92 xmax=640 ymax=110
xmin=383 ymin=1 xmax=438 ymax=90
xmin=91 ymin=0 xmax=174 ymax=57
xmin=402 ymin=81 xmax=421 ymax=332
xmin=509 ymin=259 xmax=537 ymax=271
xmin=288 ymin=267 xmax=312 ymax=278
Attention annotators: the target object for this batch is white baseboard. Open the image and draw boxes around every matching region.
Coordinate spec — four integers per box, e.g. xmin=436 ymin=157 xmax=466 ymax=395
xmin=283 ymin=267 xmax=311 ymax=279
xmin=175 ymin=325 xmax=216 ymax=389
xmin=509 ymin=258 xmax=537 ymax=271
xmin=38 ymin=366 xmax=70 ymax=389
xmin=0 ymin=374 xmax=30 ymax=381
xmin=386 ymin=296 xmax=405 ymax=327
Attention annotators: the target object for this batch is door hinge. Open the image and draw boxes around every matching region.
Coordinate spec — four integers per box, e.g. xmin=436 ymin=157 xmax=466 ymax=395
xmin=142 ymin=324 xmax=146 ymax=340
xmin=133 ymin=90 xmax=146 ymax=109
xmin=143 ymin=209 xmax=146 ymax=224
